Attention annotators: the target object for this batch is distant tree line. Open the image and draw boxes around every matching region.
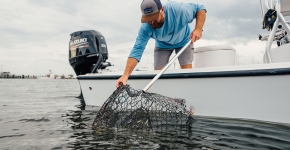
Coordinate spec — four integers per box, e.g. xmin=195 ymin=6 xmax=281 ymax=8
xmin=0 ymin=72 xmax=37 ymax=79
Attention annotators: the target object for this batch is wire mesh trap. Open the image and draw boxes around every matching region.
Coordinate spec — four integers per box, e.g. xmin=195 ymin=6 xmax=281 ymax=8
xmin=92 ymin=84 xmax=194 ymax=132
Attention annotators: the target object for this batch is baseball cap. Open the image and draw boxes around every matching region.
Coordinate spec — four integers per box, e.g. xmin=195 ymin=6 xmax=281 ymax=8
xmin=140 ymin=0 xmax=162 ymax=23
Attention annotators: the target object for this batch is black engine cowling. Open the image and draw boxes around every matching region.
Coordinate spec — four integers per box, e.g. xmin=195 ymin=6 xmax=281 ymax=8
xmin=69 ymin=30 xmax=111 ymax=75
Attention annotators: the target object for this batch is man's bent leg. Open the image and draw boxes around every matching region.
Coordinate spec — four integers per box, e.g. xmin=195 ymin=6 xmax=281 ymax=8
xmin=154 ymin=47 xmax=174 ymax=70
xmin=181 ymin=64 xmax=192 ymax=69
xmin=175 ymin=44 xmax=194 ymax=69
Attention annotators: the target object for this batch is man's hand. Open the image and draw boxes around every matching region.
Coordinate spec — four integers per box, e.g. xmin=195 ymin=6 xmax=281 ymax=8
xmin=190 ymin=29 xmax=202 ymax=43
xmin=115 ymin=58 xmax=138 ymax=88
xmin=116 ymin=75 xmax=129 ymax=88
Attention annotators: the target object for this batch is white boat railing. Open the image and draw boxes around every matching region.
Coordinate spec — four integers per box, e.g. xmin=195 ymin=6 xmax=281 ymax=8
xmin=260 ymin=0 xmax=290 ymax=63
xmin=259 ymin=0 xmax=265 ymax=22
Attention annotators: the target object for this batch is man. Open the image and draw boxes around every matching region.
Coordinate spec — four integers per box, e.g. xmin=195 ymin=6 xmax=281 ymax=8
xmin=116 ymin=0 xmax=206 ymax=87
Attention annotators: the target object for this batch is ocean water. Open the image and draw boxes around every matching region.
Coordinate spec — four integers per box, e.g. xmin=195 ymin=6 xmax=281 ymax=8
xmin=0 ymin=79 xmax=290 ymax=150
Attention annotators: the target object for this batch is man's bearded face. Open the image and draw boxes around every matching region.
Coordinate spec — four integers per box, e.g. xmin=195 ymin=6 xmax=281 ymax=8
xmin=149 ymin=21 xmax=164 ymax=29
xmin=148 ymin=12 xmax=165 ymax=29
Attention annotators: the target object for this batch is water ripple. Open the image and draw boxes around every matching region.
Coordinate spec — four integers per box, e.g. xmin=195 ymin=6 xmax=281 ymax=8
xmin=0 ymin=79 xmax=290 ymax=149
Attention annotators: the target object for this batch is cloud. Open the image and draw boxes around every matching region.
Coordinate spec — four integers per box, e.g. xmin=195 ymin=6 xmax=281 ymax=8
xmin=0 ymin=0 xmax=289 ymax=75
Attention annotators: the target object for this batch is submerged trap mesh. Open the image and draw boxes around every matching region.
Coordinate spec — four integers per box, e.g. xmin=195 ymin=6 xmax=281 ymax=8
xmin=93 ymin=84 xmax=194 ymax=131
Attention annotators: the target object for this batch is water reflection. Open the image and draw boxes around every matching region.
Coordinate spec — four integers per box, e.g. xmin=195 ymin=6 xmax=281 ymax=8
xmin=2 ymin=79 xmax=289 ymax=149
xmin=62 ymin=99 xmax=290 ymax=150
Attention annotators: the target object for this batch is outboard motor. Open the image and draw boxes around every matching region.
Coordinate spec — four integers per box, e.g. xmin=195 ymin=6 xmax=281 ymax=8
xmin=69 ymin=30 xmax=112 ymax=76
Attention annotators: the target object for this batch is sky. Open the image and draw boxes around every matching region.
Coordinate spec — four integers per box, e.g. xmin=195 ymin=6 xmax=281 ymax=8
xmin=0 ymin=0 xmax=289 ymax=76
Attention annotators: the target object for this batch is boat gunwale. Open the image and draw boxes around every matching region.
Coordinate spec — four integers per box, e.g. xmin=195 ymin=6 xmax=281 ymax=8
xmin=77 ymin=67 xmax=290 ymax=80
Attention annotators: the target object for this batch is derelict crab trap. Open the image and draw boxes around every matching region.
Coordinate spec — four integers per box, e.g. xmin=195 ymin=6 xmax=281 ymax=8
xmin=92 ymin=84 xmax=194 ymax=132
xmin=93 ymin=41 xmax=194 ymax=132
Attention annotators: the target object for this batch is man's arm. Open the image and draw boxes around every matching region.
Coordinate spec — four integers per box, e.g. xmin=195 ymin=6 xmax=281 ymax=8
xmin=190 ymin=9 xmax=206 ymax=43
xmin=116 ymin=24 xmax=152 ymax=88
xmin=116 ymin=57 xmax=138 ymax=88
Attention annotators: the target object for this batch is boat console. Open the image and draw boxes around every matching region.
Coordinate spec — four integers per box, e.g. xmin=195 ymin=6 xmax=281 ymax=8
xmin=69 ymin=30 xmax=112 ymax=76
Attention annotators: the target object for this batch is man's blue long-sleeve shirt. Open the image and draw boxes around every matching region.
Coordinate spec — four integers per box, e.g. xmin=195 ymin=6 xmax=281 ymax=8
xmin=129 ymin=1 xmax=206 ymax=62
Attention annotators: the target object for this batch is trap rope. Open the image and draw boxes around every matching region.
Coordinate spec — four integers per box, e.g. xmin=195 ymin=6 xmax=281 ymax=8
xmin=93 ymin=84 xmax=194 ymax=131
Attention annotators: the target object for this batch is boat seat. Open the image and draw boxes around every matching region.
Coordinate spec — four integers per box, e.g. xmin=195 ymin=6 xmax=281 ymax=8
xmin=194 ymin=45 xmax=237 ymax=68
xmin=264 ymin=44 xmax=290 ymax=63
